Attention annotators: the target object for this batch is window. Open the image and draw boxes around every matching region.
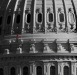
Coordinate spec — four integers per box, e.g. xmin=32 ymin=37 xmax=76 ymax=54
xmin=64 ymin=66 xmax=69 ymax=75
xmin=10 ymin=67 xmax=16 ymax=75
xmin=37 ymin=66 xmax=42 ymax=75
xmin=37 ymin=13 xmax=42 ymax=23
xmin=0 ymin=68 xmax=3 ymax=75
xmin=0 ymin=16 xmax=2 ymax=26
xmin=7 ymin=15 xmax=11 ymax=24
xmin=50 ymin=66 xmax=56 ymax=75
xmin=23 ymin=66 xmax=29 ymax=75
xmin=26 ymin=13 xmax=31 ymax=24
xmin=59 ymin=13 xmax=64 ymax=22
xmin=16 ymin=14 xmax=20 ymax=24
xmin=0 ymin=27 xmax=2 ymax=35
xmin=49 ymin=13 xmax=53 ymax=22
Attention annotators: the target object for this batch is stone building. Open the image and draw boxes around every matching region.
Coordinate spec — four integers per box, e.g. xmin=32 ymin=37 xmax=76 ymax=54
xmin=0 ymin=0 xmax=77 ymax=75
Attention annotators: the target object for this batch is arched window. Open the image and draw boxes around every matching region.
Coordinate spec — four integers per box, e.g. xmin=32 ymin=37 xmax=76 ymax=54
xmin=50 ymin=66 xmax=56 ymax=75
xmin=7 ymin=15 xmax=11 ymax=24
xmin=10 ymin=67 xmax=16 ymax=75
xmin=16 ymin=14 xmax=21 ymax=24
xmin=0 ymin=68 xmax=3 ymax=75
xmin=37 ymin=13 xmax=42 ymax=23
xmin=59 ymin=13 xmax=64 ymax=22
xmin=37 ymin=66 xmax=42 ymax=75
xmin=26 ymin=13 xmax=31 ymax=24
xmin=64 ymin=66 xmax=69 ymax=75
xmin=0 ymin=16 xmax=2 ymax=26
xmin=48 ymin=13 xmax=53 ymax=22
xmin=23 ymin=66 xmax=29 ymax=75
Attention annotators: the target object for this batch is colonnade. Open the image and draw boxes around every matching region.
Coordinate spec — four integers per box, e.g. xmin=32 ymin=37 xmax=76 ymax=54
xmin=0 ymin=61 xmax=77 ymax=75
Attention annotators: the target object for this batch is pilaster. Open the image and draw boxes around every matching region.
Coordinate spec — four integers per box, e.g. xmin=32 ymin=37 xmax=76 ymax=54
xmin=71 ymin=61 xmax=76 ymax=75
xmin=4 ymin=66 xmax=8 ymax=75
xmin=58 ymin=62 xmax=63 ymax=75
xmin=17 ymin=65 xmax=22 ymax=75
xmin=30 ymin=62 xmax=36 ymax=75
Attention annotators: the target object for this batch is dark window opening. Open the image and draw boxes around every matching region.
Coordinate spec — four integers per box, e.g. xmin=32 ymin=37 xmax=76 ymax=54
xmin=37 ymin=66 xmax=42 ymax=75
xmin=0 ymin=16 xmax=2 ymax=26
xmin=16 ymin=14 xmax=21 ymax=24
xmin=0 ymin=68 xmax=3 ymax=75
xmin=64 ymin=66 xmax=69 ymax=75
xmin=0 ymin=27 xmax=2 ymax=35
xmin=59 ymin=13 xmax=64 ymax=22
xmin=27 ymin=13 xmax=31 ymax=23
xmin=38 ymin=13 xmax=42 ymax=23
xmin=7 ymin=15 xmax=11 ymax=24
xmin=49 ymin=13 xmax=53 ymax=22
xmin=50 ymin=66 xmax=56 ymax=75
xmin=10 ymin=67 xmax=16 ymax=75
xmin=23 ymin=67 xmax=29 ymax=75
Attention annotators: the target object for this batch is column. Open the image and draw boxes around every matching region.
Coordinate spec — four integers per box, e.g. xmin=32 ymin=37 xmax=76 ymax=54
xmin=17 ymin=65 xmax=22 ymax=75
xmin=44 ymin=0 xmax=46 ymax=33
xmin=58 ymin=62 xmax=63 ymax=75
xmin=30 ymin=63 xmax=36 ymax=75
xmin=71 ymin=62 xmax=76 ymax=75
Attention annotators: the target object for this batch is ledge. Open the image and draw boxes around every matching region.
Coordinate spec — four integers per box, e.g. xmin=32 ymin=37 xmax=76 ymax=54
xmin=0 ymin=53 xmax=77 ymax=58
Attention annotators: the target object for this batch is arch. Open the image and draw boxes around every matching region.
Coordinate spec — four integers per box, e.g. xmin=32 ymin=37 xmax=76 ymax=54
xmin=37 ymin=13 xmax=42 ymax=23
xmin=26 ymin=13 xmax=31 ymax=24
xmin=37 ymin=66 xmax=42 ymax=75
xmin=16 ymin=14 xmax=21 ymax=24
xmin=23 ymin=66 xmax=29 ymax=75
xmin=50 ymin=66 xmax=56 ymax=75
xmin=0 ymin=68 xmax=4 ymax=75
xmin=10 ymin=67 xmax=16 ymax=75
xmin=64 ymin=66 xmax=69 ymax=75
xmin=0 ymin=16 xmax=2 ymax=26
xmin=7 ymin=15 xmax=11 ymax=24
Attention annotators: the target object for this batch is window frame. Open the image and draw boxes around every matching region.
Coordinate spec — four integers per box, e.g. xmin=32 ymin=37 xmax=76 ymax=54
xmin=36 ymin=12 xmax=43 ymax=24
xmin=47 ymin=11 xmax=54 ymax=24
xmin=7 ymin=15 xmax=11 ymax=25
xmin=26 ymin=12 xmax=31 ymax=24
xmin=68 ymin=10 xmax=76 ymax=25
xmin=58 ymin=10 xmax=65 ymax=24
xmin=50 ymin=66 xmax=56 ymax=75
xmin=0 ymin=16 xmax=3 ymax=26
xmin=37 ymin=66 xmax=42 ymax=75
xmin=64 ymin=66 xmax=70 ymax=75
xmin=10 ymin=67 xmax=16 ymax=75
xmin=0 ymin=68 xmax=4 ymax=75
xmin=23 ymin=66 xmax=29 ymax=75
xmin=16 ymin=14 xmax=21 ymax=24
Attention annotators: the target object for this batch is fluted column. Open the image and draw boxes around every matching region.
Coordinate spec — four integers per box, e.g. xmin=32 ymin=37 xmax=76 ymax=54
xmin=17 ymin=65 xmax=22 ymax=75
xmin=30 ymin=63 xmax=36 ymax=75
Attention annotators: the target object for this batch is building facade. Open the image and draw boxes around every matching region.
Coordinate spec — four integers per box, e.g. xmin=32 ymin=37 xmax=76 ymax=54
xmin=0 ymin=0 xmax=77 ymax=75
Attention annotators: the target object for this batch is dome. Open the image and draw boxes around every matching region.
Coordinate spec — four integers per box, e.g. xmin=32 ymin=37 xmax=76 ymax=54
xmin=0 ymin=0 xmax=77 ymax=54
xmin=0 ymin=1 xmax=77 ymax=75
